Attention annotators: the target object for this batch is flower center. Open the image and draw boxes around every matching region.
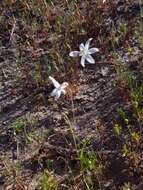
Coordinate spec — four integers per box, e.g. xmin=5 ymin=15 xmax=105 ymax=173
xmin=80 ymin=49 xmax=88 ymax=56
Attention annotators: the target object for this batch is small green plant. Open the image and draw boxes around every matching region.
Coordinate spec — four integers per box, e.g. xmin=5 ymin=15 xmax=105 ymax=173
xmin=118 ymin=20 xmax=127 ymax=38
xmin=113 ymin=124 xmax=122 ymax=136
xmin=110 ymin=19 xmax=127 ymax=49
xmin=117 ymin=108 xmax=129 ymax=125
xmin=46 ymin=159 xmax=54 ymax=170
xmin=131 ymin=132 xmax=140 ymax=144
xmin=122 ymin=144 xmax=131 ymax=157
xmin=10 ymin=117 xmax=36 ymax=144
xmin=3 ymin=159 xmax=25 ymax=189
xmin=39 ymin=170 xmax=58 ymax=190
xmin=11 ymin=118 xmax=26 ymax=135
xmin=3 ymin=158 xmax=21 ymax=176
xmin=79 ymin=150 xmax=98 ymax=172
xmin=130 ymin=86 xmax=143 ymax=124
xmin=121 ymin=182 xmax=131 ymax=190
xmin=78 ymin=140 xmax=102 ymax=190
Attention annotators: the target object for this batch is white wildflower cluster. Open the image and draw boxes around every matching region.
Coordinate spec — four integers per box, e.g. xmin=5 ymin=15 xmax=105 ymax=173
xmin=49 ymin=38 xmax=100 ymax=100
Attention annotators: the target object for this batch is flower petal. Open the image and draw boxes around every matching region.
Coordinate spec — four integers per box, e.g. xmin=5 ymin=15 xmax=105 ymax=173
xmin=61 ymin=82 xmax=69 ymax=89
xmin=51 ymin=88 xmax=58 ymax=97
xmin=69 ymin=51 xmax=80 ymax=57
xmin=61 ymin=89 xmax=66 ymax=95
xmin=49 ymin=76 xmax=60 ymax=88
xmin=79 ymin=43 xmax=85 ymax=51
xmin=88 ymin=48 xmax=99 ymax=54
xmin=55 ymin=90 xmax=61 ymax=100
xmin=86 ymin=54 xmax=95 ymax=64
xmin=81 ymin=56 xmax=85 ymax=67
xmin=85 ymin=38 xmax=93 ymax=50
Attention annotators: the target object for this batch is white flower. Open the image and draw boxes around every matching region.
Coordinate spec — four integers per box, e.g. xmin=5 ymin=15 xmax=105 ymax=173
xmin=49 ymin=76 xmax=69 ymax=100
xmin=69 ymin=38 xmax=99 ymax=67
xmin=103 ymin=0 xmax=106 ymax=3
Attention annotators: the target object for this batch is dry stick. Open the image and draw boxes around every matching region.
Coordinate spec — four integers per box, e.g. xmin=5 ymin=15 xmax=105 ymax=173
xmin=44 ymin=143 xmax=119 ymax=156
xmin=70 ymin=88 xmax=76 ymax=125
xmin=63 ymin=113 xmax=78 ymax=153
xmin=9 ymin=18 xmax=16 ymax=43
xmin=16 ymin=137 xmax=20 ymax=160
xmin=62 ymin=87 xmax=78 ymax=152
xmin=21 ymin=140 xmax=120 ymax=164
